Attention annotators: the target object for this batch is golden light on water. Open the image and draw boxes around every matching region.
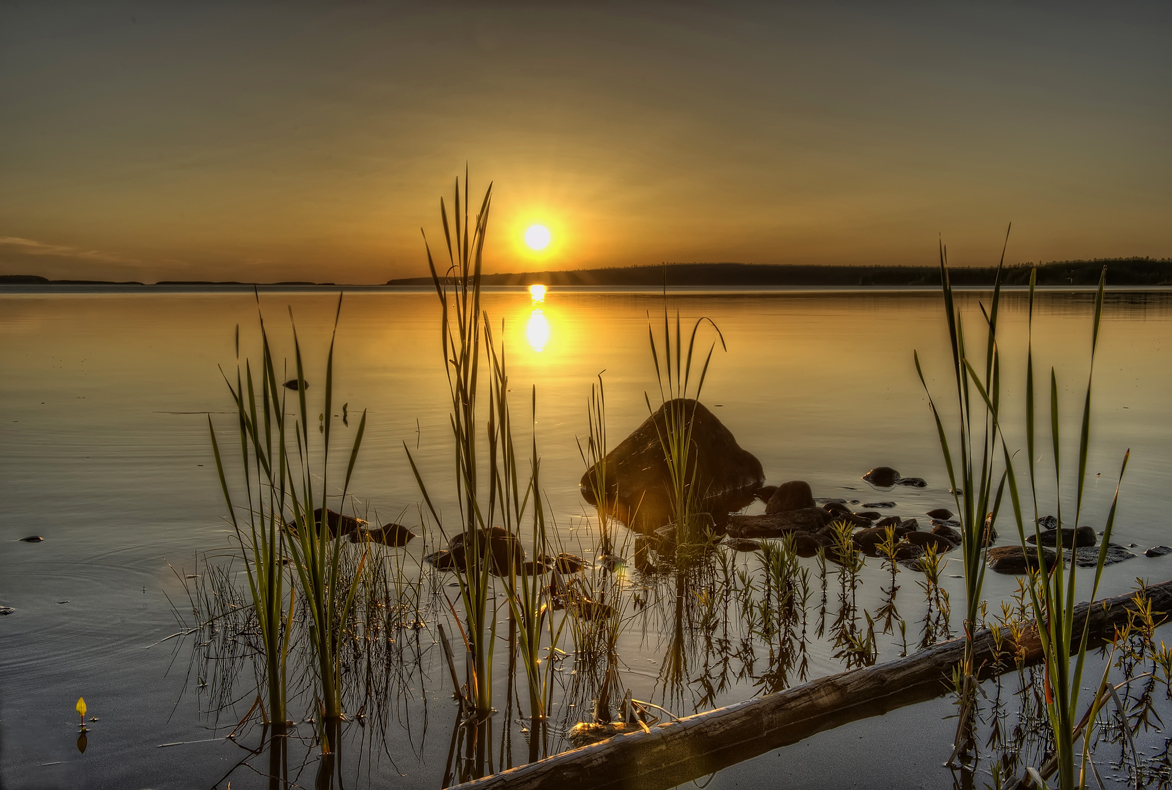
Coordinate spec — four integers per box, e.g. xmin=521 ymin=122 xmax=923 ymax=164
xmin=526 ymin=309 xmax=550 ymax=352
xmin=529 ymin=283 xmax=546 ymax=302
xmin=524 ymin=224 xmax=551 ymax=251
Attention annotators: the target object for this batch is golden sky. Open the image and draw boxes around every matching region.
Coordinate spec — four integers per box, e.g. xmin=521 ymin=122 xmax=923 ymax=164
xmin=1 ymin=2 xmax=1169 ymax=283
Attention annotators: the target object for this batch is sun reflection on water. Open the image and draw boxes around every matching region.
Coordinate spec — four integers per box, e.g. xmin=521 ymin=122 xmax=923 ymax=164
xmin=527 ymin=284 xmax=549 ymax=352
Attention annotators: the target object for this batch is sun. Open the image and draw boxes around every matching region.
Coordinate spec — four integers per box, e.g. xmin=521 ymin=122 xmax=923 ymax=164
xmin=524 ymin=224 xmax=551 ymax=251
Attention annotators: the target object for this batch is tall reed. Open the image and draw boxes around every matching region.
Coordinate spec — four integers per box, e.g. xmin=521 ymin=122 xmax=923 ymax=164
xmin=968 ymin=267 xmax=1129 ymax=789
xmin=210 ymin=294 xmax=369 ymax=750
xmin=914 ymin=231 xmax=1011 ymax=755
xmin=209 ymin=324 xmax=292 ymax=728
xmin=407 ymin=174 xmax=556 ymax=721
xmin=645 ymin=308 xmax=725 ymax=548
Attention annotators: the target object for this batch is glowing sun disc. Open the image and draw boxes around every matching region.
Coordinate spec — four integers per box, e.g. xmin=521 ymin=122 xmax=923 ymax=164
xmin=525 ymin=224 xmax=551 ymax=250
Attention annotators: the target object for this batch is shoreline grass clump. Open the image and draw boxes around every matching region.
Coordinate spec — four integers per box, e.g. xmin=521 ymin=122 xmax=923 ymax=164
xmin=407 ymin=174 xmax=560 ymax=724
xmin=209 ymin=293 xmax=370 ymax=752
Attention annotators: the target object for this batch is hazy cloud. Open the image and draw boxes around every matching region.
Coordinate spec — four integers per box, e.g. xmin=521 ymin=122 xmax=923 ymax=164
xmin=0 ymin=236 xmax=139 ymax=266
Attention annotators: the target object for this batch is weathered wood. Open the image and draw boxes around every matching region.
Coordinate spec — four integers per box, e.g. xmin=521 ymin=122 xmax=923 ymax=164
xmin=451 ymin=580 xmax=1172 ymax=790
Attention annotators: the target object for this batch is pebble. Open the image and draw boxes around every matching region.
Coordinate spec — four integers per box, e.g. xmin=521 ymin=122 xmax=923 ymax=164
xmin=0 ymin=607 xmax=14 ymax=616
xmin=20 ymin=536 xmax=43 ymax=543
xmin=1145 ymin=546 xmax=1172 ymax=558
xmin=863 ymin=502 xmax=896 ymax=509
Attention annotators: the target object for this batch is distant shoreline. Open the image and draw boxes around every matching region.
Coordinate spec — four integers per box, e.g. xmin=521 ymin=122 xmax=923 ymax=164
xmin=3 ymin=258 xmax=1171 ymax=289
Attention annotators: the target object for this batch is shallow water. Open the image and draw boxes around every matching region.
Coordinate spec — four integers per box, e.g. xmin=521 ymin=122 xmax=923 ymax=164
xmin=2 ymin=285 xmax=1171 ymax=788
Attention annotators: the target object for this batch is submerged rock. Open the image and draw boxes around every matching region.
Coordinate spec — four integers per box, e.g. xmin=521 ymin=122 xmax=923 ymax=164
xmin=987 ymin=546 xmax=1057 ymax=574
xmin=1026 ymin=526 xmax=1097 ymax=548
xmin=20 ymin=535 xmax=43 ymax=543
xmin=722 ymin=538 xmax=762 ymax=553
xmin=1038 ymin=515 xmax=1058 ymax=531
xmin=283 ymin=378 xmax=308 ymax=391
xmin=902 ymin=531 xmax=956 ymax=553
xmin=926 ymin=508 xmax=953 ymax=520
xmin=863 ymin=502 xmax=896 ymax=510
xmin=875 ymin=515 xmax=901 ymax=528
xmin=863 ymin=467 xmax=900 ymax=487
xmin=311 ymin=508 xmax=366 ymax=538
xmin=766 ymin=481 xmax=816 ymax=514
xmin=897 ymin=477 xmax=927 ymax=488
xmin=931 ymin=522 xmax=963 ymax=544
xmin=821 ymin=501 xmax=852 ymax=517
xmin=550 ymin=552 xmax=587 ymax=573
xmin=579 ymin=399 xmax=764 ymax=534
xmin=349 ymin=523 xmax=416 ymax=547
xmin=0 ymin=607 xmax=14 ymax=615
xmin=855 ymin=511 xmax=881 ymax=521
xmin=1146 ymin=546 xmax=1172 ymax=558
xmin=726 ymin=508 xmax=828 ymax=539
xmin=1068 ymin=543 xmax=1135 ymax=568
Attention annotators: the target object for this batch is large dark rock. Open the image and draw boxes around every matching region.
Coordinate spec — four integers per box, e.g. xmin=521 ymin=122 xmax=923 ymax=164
xmin=1026 ymin=526 xmax=1097 ymax=548
xmin=579 ymin=399 xmax=764 ymax=534
xmin=863 ymin=467 xmax=900 ymax=487
xmin=725 ymin=508 xmax=828 ymax=539
xmin=987 ymin=546 xmax=1058 ymax=574
xmin=1146 ymin=546 xmax=1172 ymax=558
xmin=926 ymin=508 xmax=953 ymax=520
xmin=766 ymin=481 xmax=816 ymax=514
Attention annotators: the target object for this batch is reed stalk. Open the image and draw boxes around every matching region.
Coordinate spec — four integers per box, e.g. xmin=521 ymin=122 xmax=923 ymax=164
xmin=966 ymin=267 xmax=1129 ymax=789
xmin=645 ymin=307 xmax=725 ymax=549
xmin=209 ymin=323 xmax=294 ymax=728
xmin=210 ymin=294 xmax=369 ymax=750
xmin=915 ymin=230 xmax=1011 ymax=756
xmin=407 ymin=174 xmax=558 ymax=720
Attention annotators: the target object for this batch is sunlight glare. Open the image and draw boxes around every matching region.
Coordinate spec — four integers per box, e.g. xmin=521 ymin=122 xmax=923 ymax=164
xmin=527 ymin=308 xmax=550 ymax=353
xmin=524 ymin=224 xmax=551 ymax=251
xmin=529 ymin=283 xmax=546 ymax=302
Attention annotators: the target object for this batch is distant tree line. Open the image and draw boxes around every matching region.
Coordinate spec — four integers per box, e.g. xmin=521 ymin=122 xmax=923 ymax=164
xmin=387 ymin=258 xmax=1172 ymax=288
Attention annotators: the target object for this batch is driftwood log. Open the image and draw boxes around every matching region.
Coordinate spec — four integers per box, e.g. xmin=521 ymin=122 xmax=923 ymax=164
xmin=452 ymin=580 xmax=1172 ymax=790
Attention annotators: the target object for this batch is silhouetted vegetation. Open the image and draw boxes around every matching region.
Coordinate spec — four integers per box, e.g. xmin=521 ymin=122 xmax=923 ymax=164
xmin=387 ymin=258 xmax=1172 ymax=288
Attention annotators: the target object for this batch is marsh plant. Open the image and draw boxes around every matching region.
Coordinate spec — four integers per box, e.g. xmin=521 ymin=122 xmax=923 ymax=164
xmin=407 ymin=175 xmax=561 ymax=723
xmin=645 ymin=307 xmax=726 ymax=550
xmin=209 ymin=294 xmax=370 ymax=750
xmin=972 ymin=268 xmax=1130 ymax=789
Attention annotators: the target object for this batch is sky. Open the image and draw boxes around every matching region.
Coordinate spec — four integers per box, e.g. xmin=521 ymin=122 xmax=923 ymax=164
xmin=1 ymin=1 xmax=1169 ymax=283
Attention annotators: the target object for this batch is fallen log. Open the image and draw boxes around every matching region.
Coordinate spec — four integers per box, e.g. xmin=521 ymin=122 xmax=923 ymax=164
xmin=452 ymin=580 xmax=1172 ymax=790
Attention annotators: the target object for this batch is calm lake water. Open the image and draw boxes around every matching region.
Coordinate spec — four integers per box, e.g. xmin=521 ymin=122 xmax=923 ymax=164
xmin=2 ymin=285 xmax=1171 ymax=789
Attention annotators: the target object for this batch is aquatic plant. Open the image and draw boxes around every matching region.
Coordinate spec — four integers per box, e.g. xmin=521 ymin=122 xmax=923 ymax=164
xmin=645 ymin=304 xmax=725 ymax=549
xmin=914 ymin=231 xmax=1011 ymax=754
xmin=968 ymin=267 xmax=1130 ymax=788
xmin=408 ymin=174 xmax=559 ymax=723
xmin=210 ymin=295 xmax=371 ymax=750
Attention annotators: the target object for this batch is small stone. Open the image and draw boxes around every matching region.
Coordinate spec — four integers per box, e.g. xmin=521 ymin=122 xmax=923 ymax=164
xmin=822 ymin=501 xmax=852 ymax=516
xmin=0 ymin=607 xmax=14 ymax=615
xmin=896 ymin=477 xmax=927 ymax=488
xmin=926 ymin=508 xmax=953 ymax=520
xmin=875 ymin=515 xmax=901 ymax=528
xmin=862 ymin=467 xmax=900 ymax=487
xmin=1037 ymin=515 xmax=1058 ymax=530
xmin=863 ymin=502 xmax=896 ymax=510
xmin=855 ymin=511 xmax=881 ymax=521
xmin=284 ymin=378 xmax=309 ymax=391
xmin=20 ymin=536 xmax=43 ymax=543
xmin=932 ymin=523 xmax=963 ymax=544
xmin=1146 ymin=546 xmax=1172 ymax=558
